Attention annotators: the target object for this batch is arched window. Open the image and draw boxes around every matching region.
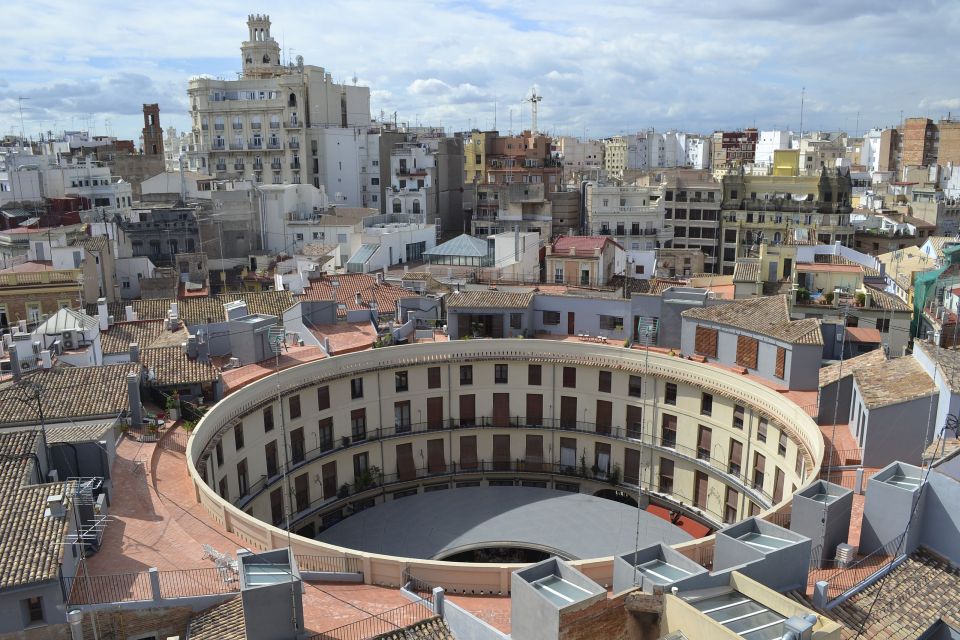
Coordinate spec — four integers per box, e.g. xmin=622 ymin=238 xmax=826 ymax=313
xmin=262 ymin=54 xmax=270 ymax=63
xmin=412 ymin=200 xmax=421 ymax=214
xmin=773 ymin=231 xmax=782 ymax=245
xmin=288 ymin=93 xmax=297 ymax=107
xmin=392 ymin=199 xmax=402 ymax=214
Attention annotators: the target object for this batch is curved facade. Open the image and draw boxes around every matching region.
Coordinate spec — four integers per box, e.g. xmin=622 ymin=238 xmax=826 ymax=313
xmin=187 ymin=340 xmax=824 ymax=590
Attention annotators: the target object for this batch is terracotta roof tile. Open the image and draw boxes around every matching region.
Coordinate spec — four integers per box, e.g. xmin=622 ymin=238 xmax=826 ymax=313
xmin=733 ymin=259 xmax=761 ymax=283
xmin=551 ymin=235 xmax=623 ymax=256
xmin=0 ymin=364 xmax=139 ymax=426
xmin=188 ymin=597 xmax=246 ymax=640
xmin=141 ymin=347 xmax=220 ymax=387
xmin=682 ymin=295 xmax=824 ymax=345
xmin=447 ymin=290 xmax=534 ymax=309
xmin=87 ymin=291 xmax=296 ymax=326
xmin=852 ymin=354 xmax=936 ymax=409
xmin=300 ymin=273 xmax=416 ymax=318
xmin=99 ymin=319 xmax=190 ymax=355
xmin=45 ymin=423 xmax=115 ymax=444
xmin=819 ymin=349 xmax=888 ymax=387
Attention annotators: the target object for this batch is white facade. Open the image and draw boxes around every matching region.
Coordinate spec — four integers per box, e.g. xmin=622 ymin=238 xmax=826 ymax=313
xmin=351 ymin=222 xmax=436 ymax=272
xmin=491 ymin=230 xmax=540 ymax=281
xmin=388 ymin=141 xmax=433 ymax=218
xmin=684 ymin=136 xmax=711 ymax=169
xmin=0 ymin=155 xmax=132 ymax=208
xmin=555 ymin=136 xmax=604 ymax=175
xmin=755 ymin=130 xmax=792 ymax=168
xmin=627 ymin=249 xmax=656 ymax=279
xmin=258 ymin=183 xmax=332 ymax=254
xmin=585 ymin=183 xmax=670 ymax=253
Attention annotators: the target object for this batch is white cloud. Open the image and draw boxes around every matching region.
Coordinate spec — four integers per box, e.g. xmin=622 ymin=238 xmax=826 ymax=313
xmin=0 ymin=0 xmax=958 ymax=140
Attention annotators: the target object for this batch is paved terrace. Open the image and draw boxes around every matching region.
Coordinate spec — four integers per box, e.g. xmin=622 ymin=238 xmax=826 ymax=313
xmin=86 ymin=427 xmax=422 ymax=634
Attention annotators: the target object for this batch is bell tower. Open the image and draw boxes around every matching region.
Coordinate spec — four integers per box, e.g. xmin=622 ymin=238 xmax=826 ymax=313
xmin=241 ymin=14 xmax=281 ymax=79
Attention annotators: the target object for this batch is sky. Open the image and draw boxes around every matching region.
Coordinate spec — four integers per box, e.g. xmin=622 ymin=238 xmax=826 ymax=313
xmin=1 ymin=0 xmax=958 ymax=145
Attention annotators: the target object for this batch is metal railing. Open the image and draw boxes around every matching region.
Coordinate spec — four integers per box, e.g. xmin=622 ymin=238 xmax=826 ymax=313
xmin=234 ymin=416 xmax=776 ymax=512
xmin=157 ymin=567 xmax=239 ymax=598
xmin=307 ymin=600 xmax=436 ymax=640
xmin=820 ymin=533 xmax=906 ymax=602
xmin=294 ymin=554 xmax=363 ymax=574
xmin=62 ymin=567 xmax=239 ymax=605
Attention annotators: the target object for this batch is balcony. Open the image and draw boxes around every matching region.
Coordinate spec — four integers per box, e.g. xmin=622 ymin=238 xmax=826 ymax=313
xmin=248 ymin=140 xmax=263 ymax=150
xmin=232 ymin=123 xmax=243 ymax=130
xmin=234 ymin=163 xmax=245 ymax=170
xmin=214 ymin=124 xmax=224 ymax=131
xmin=253 ymin=161 xmax=263 ymax=171
xmin=266 ymin=141 xmax=282 ymax=150
xmin=290 ymin=162 xmax=301 ymax=170
xmin=289 ymin=140 xmax=300 ymax=150
xmin=228 ymin=143 xmax=244 ymax=151
xmin=285 ymin=119 xmax=300 ymax=129
xmin=271 ymin=162 xmax=282 ymax=170
xmin=215 ymin=164 xmax=227 ymax=172
xmin=251 ymin=122 xmax=261 ymax=130
xmin=269 ymin=121 xmax=280 ymax=129
xmin=210 ymin=142 xmax=225 ymax=151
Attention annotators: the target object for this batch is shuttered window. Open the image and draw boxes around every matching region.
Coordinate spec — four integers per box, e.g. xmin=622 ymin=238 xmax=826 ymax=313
xmin=753 ymin=453 xmax=766 ymax=490
xmin=270 ymin=488 xmax=283 ymax=525
xmin=661 ymin=413 xmax=677 ymax=447
xmin=528 ymin=364 xmax=542 ymax=385
xmin=596 ymin=400 xmax=612 ymax=435
xmin=427 ymin=438 xmax=446 ymax=474
xmin=321 ymin=461 xmax=337 ymax=499
xmin=396 ymin=443 xmax=416 ymax=481
xmin=697 ymin=425 xmax=712 ymax=460
xmin=729 ymin=439 xmax=743 ymax=476
xmin=598 ymin=370 xmax=612 ymax=393
xmin=758 ymin=417 xmax=768 ymax=443
xmin=559 ymin=437 xmax=577 ymax=469
xmin=428 ymin=366 xmax=441 ymax=389
xmin=492 ymin=393 xmax=511 ymax=427
xmin=288 ymin=394 xmax=301 ymax=419
xmin=724 ymin=487 xmax=739 ymax=523
xmin=626 ymin=405 xmax=643 ymax=438
xmin=317 ymin=385 xmax=330 ymax=410
xmin=694 ymin=326 xmax=718 ymax=357
xmin=459 ymin=436 xmax=478 ymax=470
xmin=773 ymin=468 xmax=785 ymax=503
xmin=294 ymin=474 xmax=309 ymax=513
xmin=694 ymin=471 xmax=708 ymax=509
xmin=733 ymin=404 xmax=745 ymax=429
xmin=426 ymin=397 xmax=444 ymax=430
xmin=658 ymin=457 xmax=674 ymax=493
xmin=525 ymin=435 xmax=543 ymax=471
xmin=350 ymin=409 xmax=366 ymax=441
xmin=624 ymin=448 xmax=641 ymax=485
xmin=736 ymin=335 xmax=759 ymax=369
xmin=775 ymin=347 xmax=786 ymax=379
xmin=560 ymin=396 xmax=578 ymax=429
xmin=562 ymin=367 xmax=576 ymax=388
xmin=265 ymin=440 xmax=278 ymax=477
xmin=492 ymin=435 xmax=511 ymax=470
xmin=459 ymin=394 xmax=475 ymax=426
xmin=526 ymin=394 xmax=543 ymax=425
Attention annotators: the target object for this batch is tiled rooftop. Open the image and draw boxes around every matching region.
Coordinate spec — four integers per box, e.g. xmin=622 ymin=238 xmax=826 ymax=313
xmin=0 ymin=363 xmax=139 ymax=426
xmin=828 ymin=548 xmax=960 ymax=639
xmin=141 ymin=347 xmax=221 ymax=386
xmin=852 ymin=355 xmax=937 ymax=410
xmin=301 ymin=273 xmax=416 ymax=318
xmin=733 ymin=259 xmax=761 ymax=283
xmin=87 ymin=291 xmax=297 ymax=326
xmin=551 ymin=235 xmax=623 ymax=256
xmin=447 ymin=290 xmax=534 ymax=309
xmin=45 ymin=422 xmax=115 ymax=444
xmin=220 ymin=345 xmax=327 ymax=393
xmin=188 ymin=596 xmax=245 ymax=640
xmin=99 ymin=319 xmax=190 ymax=355
xmin=682 ymin=295 xmax=824 ymax=345
xmin=310 ymin=322 xmax=377 ymax=355
xmin=0 ymin=430 xmax=72 ymax=589
xmin=866 ymin=284 xmax=912 ymax=312
xmin=819 ymin=349 xmax=888 ymax=387
xmin=915 ymin=342 xmax=960 ymax=393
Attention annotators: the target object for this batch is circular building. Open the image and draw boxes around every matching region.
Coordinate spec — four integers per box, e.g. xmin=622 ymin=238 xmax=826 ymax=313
xmin=187 ymin=340 xmax=824 ymax=590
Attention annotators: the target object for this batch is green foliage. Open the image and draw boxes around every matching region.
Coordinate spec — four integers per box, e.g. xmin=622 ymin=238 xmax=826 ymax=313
xmin=855 ymin=292 xmax=866 ymax=307
xmin=824 ymin=292 xmax=835 ymax=305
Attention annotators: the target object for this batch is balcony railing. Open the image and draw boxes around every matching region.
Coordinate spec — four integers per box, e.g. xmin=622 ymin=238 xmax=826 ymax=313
xmin=271 ymin=162 xmax=282 ymax=170
xmin=214 ymin=124 xmax=224 ymax=131
xmin=285 ymin=119 xmax=300 ymax=128
xmin=249 ymin=140 xmax=263 ymax=149
xmin=267 ymin=141 xmax=282 ymax=149
xmin=232 ymin=123 xmax=243 ymax=130
xmin=62 ymin=567 xmax=239 ymax=606
xmin=289 ymin=140 xmax=300 ymax=150
xmin=229 ymin=143 xmax=244 ymax=150
xmin=251 ymin=122 xmax=261 ymax=130
xmin=307 ymin=599 xmax=436 ymax=640
xmin=234 ymin=163 xmax=245 ymax=170
xmin=210 ymin=142 xmax=225 ymax=151
xmin=269 ymin=121 xmax=281 ymax=129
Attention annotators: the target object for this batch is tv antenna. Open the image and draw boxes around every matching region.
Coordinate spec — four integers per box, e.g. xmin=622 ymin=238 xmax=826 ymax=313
xmin=525 ymin=87 xmax=543 ymax=134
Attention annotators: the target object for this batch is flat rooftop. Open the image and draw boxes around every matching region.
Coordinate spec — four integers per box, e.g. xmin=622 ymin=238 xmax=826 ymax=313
xmin=317 ymin=486 xmax=692 ymax=560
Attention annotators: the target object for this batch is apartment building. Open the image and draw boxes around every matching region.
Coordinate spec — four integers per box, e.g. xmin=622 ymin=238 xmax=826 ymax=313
xmin=186 ymin=15 xmax=371 ymax=196
xmin=386 ymin=134 xmax=465 ymax=235
xmin=718 ymin=170 xmax=854 ymax=274
xmin=901 ymin=117 xmax=939 ymax=167
xmin=710 ymin=128 xmax=758 ymax=174
xmin=602 ymin=135 xmax=628 ymax=179
xmin=553 ymin=136 xmax=603 ymax=181
xmin=661 ymin=169 xmax=723 ymax=273
xmin=585 ymin=183 xmax=671 ymax=258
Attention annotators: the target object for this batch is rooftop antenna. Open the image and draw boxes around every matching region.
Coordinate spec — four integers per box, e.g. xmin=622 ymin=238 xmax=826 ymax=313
xmin=17 ymin=97 xmax=30 ymax=146
xmin=526 ymin=87 xmax=543 ymax=135
xmin=799 ymin=87 xmax=806 ymax=141
xmin=493 ymin=94 xmax=497 ymax=130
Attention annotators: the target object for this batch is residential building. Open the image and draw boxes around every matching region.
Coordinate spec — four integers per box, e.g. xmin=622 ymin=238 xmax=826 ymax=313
xmin=718 ymin=170 xmax=854 ymax=274
xmin=660 ymin=168 xmax=723 ymax=273
xmin=754 ymin=130 xmax=792 ymax=168
xmin=186 ymin=14 xmax=371 ymax=195
xmin=553 ymin=136 xmax=603 ymax=180
xmin=0 ymin=154 xmax=133 ymax=209
xmin=121 ymin=205 xmax=201 ymax=267
xmin=937 ymin=118 xmax=960 ymax=166
xmin=710 ymin=128 xmax=758 ymax=174
xmin=585 ymin=183 xmax=670 ymax=262
xmin=386 ymin=133 xmax=465 ymax=236
xmin=545 ymin=235 xmax=623 ymax=287
xmin=797 ymin=132 xmax=848 ymax=175
xmin=852 ymin=210 xmax=936 ymax=254
xmin=602 ymin=135 xmax=628 ymax=179
xmin=463 ymin=129 xmax=497 ymax=186
xmin=901 ymin=117 xmax=939 ymax=167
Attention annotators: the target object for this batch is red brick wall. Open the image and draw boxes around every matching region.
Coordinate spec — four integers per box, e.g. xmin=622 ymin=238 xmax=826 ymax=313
xmin=558 ymin=592 xmax=662 ymax=640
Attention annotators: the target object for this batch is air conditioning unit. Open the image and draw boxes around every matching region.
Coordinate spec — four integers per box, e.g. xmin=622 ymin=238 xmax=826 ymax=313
xmin=61 ymin=331 xmax=76 ymax=350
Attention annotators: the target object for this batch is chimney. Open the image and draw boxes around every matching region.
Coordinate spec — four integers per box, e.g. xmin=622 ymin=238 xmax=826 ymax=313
xmin=97 ymin=297 xmax=109 ymax=331
xmin=129 ymin=342 xmax=139 ymax=363
xmin=45 ymin=495 xmax=66 ymax=519
xmin=403 ymin=265 xmax=409 ymax=273
xmin=125 ymin=305 xmax=136 ymax=322
xmin=185 ymin=335 xmax=198 ymax=359
xmin=18 ymin=319 xmax=27 ymax=333
xmin=40 ymin=350 xmax=52 ymax=369
xmin=355 ymin=291 xmax=363 ymax=306
xmin=127 ymin=373 xmax=142 ymax=427
xmin=376 ymin=271 xmax=384 ymax=284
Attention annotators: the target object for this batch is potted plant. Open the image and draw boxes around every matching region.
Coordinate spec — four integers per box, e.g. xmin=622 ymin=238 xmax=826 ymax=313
xmin=337 ymin=483 xmax=350 ymax=499
xmin=855 ymin=292 xmax=866 ymax=307
xmin=579 ymin=452 xmax=588 ymax=478
xmin=165 ymin=393 xmax=180 ymax=421
xmin=823 ymin=291 xmax=835 ymax=306
xmin=609 ymin=464 xmax=621 ymax=486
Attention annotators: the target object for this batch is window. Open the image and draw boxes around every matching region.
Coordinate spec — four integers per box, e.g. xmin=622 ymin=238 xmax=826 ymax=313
xmin=659 ymin=458 xmax=674 ymax=493
xmin=265 ymin=440 xmax=278 ymax=477
xmin=876 ymin=318 xmax=890 ymax=333
xmin=318 ymin=418 xmax=333 ymax=452
xmin=510 ymin=313 xmax=522 ymax=330
xmin=778 ymin=430 xmax=788 ymax=456
xmin=528 ymin=364 xmax=541 ymax=385
xmin=237 ymin=459 xmax=249 ymax=496
xmin=542 ymin=310 xmax=560 ymax=325
xmin=395 ymin=370 xmax=409 ymax=392
xmin=758 ymin=417 xmax=768 ymax=443
xmin=350 ymin=377 xmax=363 ymax=399
xmin=215 ymin=441 xmax=223 ymax=467
xmin=428 ymin=366 xmax=441 ymax=389
xmin=724 ymin=487 xmax=739 ymax=524
xmin=661 ymin=414 xmax=677 ymax=448
xmin=288 ymin=394 xmax=301 ymax=419
xmin=317 ymin=385 xmax=330 ymax=410
xmin=665 ymin=382 xmax=677 ymax=405
xmin=694 ymin=470 xmax=708 ymax=509
xmin=694 ymin=326 xmax=718 ymax=358
xmin=736 ymin=335 xmax=759 ymax=369
xmin=599 ymin=315 xmax=623 ymax=331
xmin=351 ymin=409 xmax=367 ymax=442
xmin=729 ymin=439 xmax=743 ymax=476
xmin=460 ymin=365 xmax=473 ymax=385
xmin=733 ymin=404 xmax=745 ymax=429
xmin=697 ymin=425 xmax=712 ymax=460
xmin=23 ymin=596 xmax=44 ymax=625
xmin=263 ymin=406 xmax=274 ymax=432
xmin=394 ymin=400 xmax=411 ymax=432
xmin=598 ymin=371 xmax=611 ymax=393
xmin=562 ymin=366 xmax=577 ymax=388
xmin=219 ymin=477 xmax=228 ymax=500
xmin=700 ymin=392 xmax=713 ymax=416
xmin=234 ymin=423 xmax=244 ymax=451
xmin=753 ymin=452 xmax=766 ymax=490
xmin=773 ymin=468 xmax=785 ymax=503
xmin=291 ymin=427 xmax=305 ymax=463
xmin=775 ymin=347 xmax=786 ymax=379
xmin=628 ymin=375 xmax=643 ymax=398
xmin=353 ymin=452 xmax=369 ymax=483
xmin=495 ymin=364 xmax=508 ymax=384
xmin=795 ymin=450 xmax=805 ymax=478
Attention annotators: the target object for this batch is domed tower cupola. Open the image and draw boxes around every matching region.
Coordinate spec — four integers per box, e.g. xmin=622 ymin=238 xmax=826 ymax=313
xmin=241 ymin=14 xmax=282 ymax=79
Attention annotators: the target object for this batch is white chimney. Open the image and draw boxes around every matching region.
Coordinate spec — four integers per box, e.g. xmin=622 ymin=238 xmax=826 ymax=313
xmin=170 ymin=301 xmax=179 ymax=318
xmin=18 ymin=319 xmax=27 ymax=333
xmin=45 ymin=495 xmax=65 ymax=519
xmin=97 ymin=297 xmax=109 ymax=331
xmin=355 ymin=291 xmax=363 ymax=306
xmin=125 ymin=305 xmax=136 ymax=322
xmin=40 ymin=350 xmax=52 ymax=369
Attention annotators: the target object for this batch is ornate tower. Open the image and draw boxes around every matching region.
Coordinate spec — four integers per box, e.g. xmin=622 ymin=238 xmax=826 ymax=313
xmin=241 ymin=14 xmax=281 ymax=79
xmin=142 ymin=103 xmax=163 ymax=156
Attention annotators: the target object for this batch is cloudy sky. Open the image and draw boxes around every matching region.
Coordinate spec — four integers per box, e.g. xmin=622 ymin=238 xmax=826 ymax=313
xmin=1 ymin=0 xmax=958 ymax=144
